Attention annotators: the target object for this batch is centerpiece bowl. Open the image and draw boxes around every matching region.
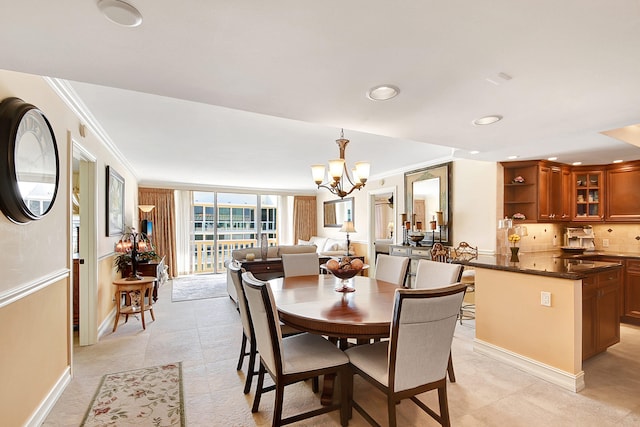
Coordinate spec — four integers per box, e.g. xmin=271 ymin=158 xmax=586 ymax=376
xmin=324 ymin=257 xmax=367 ymax=292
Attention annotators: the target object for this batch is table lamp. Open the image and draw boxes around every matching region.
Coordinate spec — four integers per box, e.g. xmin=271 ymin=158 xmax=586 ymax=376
xmin=340 ymin=221 xmax=356 ymax=256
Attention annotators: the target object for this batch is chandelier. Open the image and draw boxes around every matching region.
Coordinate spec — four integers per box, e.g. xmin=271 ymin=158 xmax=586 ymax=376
xmin=311 ymin=129 xmax=370 ymax=198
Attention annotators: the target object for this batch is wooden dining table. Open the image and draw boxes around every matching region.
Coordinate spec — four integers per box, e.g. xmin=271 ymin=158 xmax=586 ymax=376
xmin=269 ymin=274 xmax=401 ymax=342
xmin=269 ymin=274 xmax=401 ymax=404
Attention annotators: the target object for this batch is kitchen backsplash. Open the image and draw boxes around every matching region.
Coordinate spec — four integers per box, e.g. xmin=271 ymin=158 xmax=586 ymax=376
xmin=497 ymin=223 xmax=640 ymax=255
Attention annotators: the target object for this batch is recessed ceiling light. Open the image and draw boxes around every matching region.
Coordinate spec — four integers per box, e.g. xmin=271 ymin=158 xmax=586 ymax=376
xmin=367 ymin=85 xmax=400 ymax=101
xmin=613 ymin=159 xmax=624 ymax=163
xmin=97 ymin=0 xmax=143 ymax=27
xmin=572 ymin=161 xmax=582 ymax=166
xmin=473 ymin=115 xmax=503 ymax=126
xmin=507 ymin=155 xmax=519 ymax=160
xmin=469 ymin=150 xmax=480 ymax=155
xmin=547 ymin=157 xmax=558 ymax=161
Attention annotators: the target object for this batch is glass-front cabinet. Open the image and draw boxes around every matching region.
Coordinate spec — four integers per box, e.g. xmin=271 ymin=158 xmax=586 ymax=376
xmin=573 ymin=169 xmax=604 ymax=221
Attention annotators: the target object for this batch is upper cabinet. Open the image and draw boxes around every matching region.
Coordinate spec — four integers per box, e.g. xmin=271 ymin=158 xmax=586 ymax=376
xmin=503 ymin=159 xmax=640 ymax=224
xmin=503 ymin=160 xmax=569 ymax=223
xmin=606 ymin=160 xmax=640 ymax=222
xmin=572 ymin=168 xmax=604 ymax=222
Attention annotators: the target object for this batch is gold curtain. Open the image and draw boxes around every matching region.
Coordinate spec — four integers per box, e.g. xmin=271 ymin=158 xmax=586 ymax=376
xmin=293 ymin=196 xmax=317 ymax=242
xmin=138 ymin=188 xmax=177 ymax=278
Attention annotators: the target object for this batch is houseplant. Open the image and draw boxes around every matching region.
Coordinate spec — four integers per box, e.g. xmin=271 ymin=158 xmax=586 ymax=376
xmin=114 ymin=227 xmax=160 ymax=276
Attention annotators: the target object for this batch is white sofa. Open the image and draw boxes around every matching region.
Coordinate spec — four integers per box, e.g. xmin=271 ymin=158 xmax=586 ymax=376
xmin=299 ymin=236 xmax=353 ymax=257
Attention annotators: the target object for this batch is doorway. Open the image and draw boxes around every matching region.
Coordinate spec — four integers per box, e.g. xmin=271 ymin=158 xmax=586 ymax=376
xmin=72 ymin=139 xmax=98 ymax=346
xmin=367 ymin=187 xmax=396 ymax=275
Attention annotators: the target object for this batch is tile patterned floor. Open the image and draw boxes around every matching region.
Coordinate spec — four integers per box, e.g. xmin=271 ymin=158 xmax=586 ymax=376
xmin=43 ymin=280 xmax=640 ymax=426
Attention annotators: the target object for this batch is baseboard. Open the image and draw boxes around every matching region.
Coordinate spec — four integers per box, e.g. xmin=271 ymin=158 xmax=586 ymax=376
xmin=474 ymin=338 xmax=585 ymax=392
xmin=25 ymin=366 xmax=71 ymax=427
xmin=98 ymin=307 xmax=117 ymax=340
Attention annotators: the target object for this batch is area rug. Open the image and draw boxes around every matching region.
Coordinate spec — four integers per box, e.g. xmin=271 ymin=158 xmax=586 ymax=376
xmin=81 ymin=363 xmax=184 ymax=427
xmin=171 ymin=273 xmax=228 ymax=302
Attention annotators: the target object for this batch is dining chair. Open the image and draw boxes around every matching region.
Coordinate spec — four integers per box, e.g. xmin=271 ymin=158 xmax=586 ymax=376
xmin=229 ymin=265 xmax=303 ymax=394
xmin=241 ymin=272 xmax=350 ymax=427
xmin=374 ymin=254 xmax=409 ymax=287
xmin=451 ymin=242 xmax=478 ymax=322
xmin=345 ymin=284 xmax=467 ymax=427
xmin=281 ymin=252 xmax=319 ymax=277
xmin=414 ymin=258 xmax=464 ymax=382
xmin=430 ymin=242 xmax=451 ymax=263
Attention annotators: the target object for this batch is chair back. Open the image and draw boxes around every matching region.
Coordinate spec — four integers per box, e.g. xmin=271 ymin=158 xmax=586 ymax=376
xmin=451 ymin=241 xmax=478 ymax=261
xmin=430 ymin=242 xmax=450 ymax=262
xmin=414 ymin=259 xmax=463 ymax=289
xmin=389 ymin=284 xmax=467 ymax=392
xmin=375 ymin=254 xmax=409 ymax=286
xmin=229 ymin=262 xmax=252 ymax=339
xmin=242 ymin=272 xmax=284 ymax=376
xmin=281 ymin=253 xmax=319 ymax=277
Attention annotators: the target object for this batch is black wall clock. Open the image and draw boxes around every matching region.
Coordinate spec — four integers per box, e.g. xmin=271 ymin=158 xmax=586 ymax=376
xmin=0 ymin=97 xmax=59 ymax=223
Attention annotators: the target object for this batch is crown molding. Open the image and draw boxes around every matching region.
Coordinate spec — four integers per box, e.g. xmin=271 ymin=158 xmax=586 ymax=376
xmin=43 ymin=77 xmax=138 ymax=180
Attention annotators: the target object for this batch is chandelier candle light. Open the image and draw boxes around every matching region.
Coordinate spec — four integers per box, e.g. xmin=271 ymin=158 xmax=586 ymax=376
xmin=312 ymin=129 xmax=370 ymax=198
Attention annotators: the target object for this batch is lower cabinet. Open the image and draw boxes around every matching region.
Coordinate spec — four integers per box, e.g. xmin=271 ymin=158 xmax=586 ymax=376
xmin=389 ymin=245 xmax=433 ymax=287
xmin=582 ymin=268 xmax=621 ymax=360
xmin=624 ymin=260 xmax=640 ymax=324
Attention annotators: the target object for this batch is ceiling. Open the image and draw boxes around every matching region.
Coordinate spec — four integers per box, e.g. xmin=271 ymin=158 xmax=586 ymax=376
xmin=3 ymin=1 xmax=640 ymax=192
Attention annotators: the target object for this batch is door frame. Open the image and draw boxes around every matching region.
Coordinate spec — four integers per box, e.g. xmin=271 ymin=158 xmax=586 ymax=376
xmin=72 ymin=136 xmax=98 ymax=346
xmin=367 ymin=186 xmax=397 ymax=276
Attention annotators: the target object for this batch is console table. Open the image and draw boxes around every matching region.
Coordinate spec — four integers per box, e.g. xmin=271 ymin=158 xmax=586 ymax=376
xmin=389 ymin=245 xmax=435 ymax=287
xmin=112 ymin=277 xmax=156 ymax=332
xmin=122 ymin=256 xmax=165 ymax=302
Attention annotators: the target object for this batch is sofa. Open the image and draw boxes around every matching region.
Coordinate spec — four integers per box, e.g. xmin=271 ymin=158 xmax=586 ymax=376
xmin=298 ymin=236 xmax=353 ymax=257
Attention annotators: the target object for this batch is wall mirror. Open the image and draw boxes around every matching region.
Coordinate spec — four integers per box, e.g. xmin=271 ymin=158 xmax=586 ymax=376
xmin=323 ymin=197 xmax=354 ymax=228
xmin=404 ymin=162 xmax=452 ymax=245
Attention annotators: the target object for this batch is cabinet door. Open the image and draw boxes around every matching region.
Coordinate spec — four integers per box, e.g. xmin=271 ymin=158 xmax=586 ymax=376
xmin=561 ymin=167 xmax=572 ymax=220
xmin=572 ymin=170 xmax=604 ymax=222
xmin=597 ymin=272 xmax=621 ymax=351
xmin=538 ymin=165 xmax=551 ymax=221
xmin=624 ymin=260 xmax=640 ymax=322
xmin=606 ymin=164 xmax=640 ymax=221
xmin=582 ymin=276 xmax=598 ymax=360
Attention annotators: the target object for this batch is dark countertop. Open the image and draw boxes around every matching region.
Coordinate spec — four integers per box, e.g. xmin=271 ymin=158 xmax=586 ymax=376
xmin=458 ymin=251 xmax=623 ymax=279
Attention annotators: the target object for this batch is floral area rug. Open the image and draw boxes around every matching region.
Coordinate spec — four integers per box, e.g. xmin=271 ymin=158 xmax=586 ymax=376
xmin=171 ymin=273 xmax=228 ymax=302
xmin=81 ymin=362 xmax=184 ymax=427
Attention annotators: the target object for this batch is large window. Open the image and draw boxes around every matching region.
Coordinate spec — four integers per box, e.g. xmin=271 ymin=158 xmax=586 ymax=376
xmin=191 ymin=192 xmax=278 ymax=273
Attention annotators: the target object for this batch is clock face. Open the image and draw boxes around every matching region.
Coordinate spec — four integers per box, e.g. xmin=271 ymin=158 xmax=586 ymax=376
xmin=0 ymin=97 xmax=59 ymax=223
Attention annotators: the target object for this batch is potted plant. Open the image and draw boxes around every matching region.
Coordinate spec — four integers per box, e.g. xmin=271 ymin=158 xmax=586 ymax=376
xmin=114 ymin=226 xmax=160 ymax=275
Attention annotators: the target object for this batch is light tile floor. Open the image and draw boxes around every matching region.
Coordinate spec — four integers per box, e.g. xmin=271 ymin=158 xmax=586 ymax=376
xmin=44 ymin=280 xmax=640 ymax=426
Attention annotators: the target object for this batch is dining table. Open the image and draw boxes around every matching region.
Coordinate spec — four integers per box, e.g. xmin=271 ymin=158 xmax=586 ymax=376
xmin=268 ymin=274 xmax=402 ymax=405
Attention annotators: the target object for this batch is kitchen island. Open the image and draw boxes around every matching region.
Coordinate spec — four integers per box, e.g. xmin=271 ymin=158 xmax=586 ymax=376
xmin=457 ymin=251 xmax=622 ymax=392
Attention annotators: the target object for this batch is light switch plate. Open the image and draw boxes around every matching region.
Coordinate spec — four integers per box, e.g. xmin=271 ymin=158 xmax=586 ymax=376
xmin=541 ymin=291 xmax=551 ymax=307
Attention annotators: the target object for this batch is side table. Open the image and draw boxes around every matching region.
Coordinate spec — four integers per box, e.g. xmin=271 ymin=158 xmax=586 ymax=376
xmin=112 ymin=276 xmax=156 ymax=332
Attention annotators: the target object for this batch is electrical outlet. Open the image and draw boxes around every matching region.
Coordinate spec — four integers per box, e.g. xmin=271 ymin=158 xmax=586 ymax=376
xmin=602 ymin=239 xmax=609 ymax=247
xmin=541 ymin=291 xmax=551 ymax=307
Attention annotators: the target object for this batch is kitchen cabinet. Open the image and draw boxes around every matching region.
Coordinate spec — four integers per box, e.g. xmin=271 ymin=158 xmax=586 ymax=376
xmin=539 ymin=164 xmax=570 ymax=221
xmin=502 ymin=161 xmax=539 ymax=223
xmin=582 ymin=268 xmax=621 ymax=360
xmin=572 ymin=168 xmax=604 ymax=222
xmin=624 ymin=259 xmax=640 ymax=324
xmin=606 ymin=160 xmax=640 ymax=221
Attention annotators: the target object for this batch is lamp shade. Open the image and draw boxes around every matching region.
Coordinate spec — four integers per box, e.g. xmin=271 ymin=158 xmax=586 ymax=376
xmin=340 ymin=221 xmax=356 ymax=233
xmin=138 ymin=205 xmax=155 ymax=213
xmin=311 ymin=164 xmax=326 ymax=184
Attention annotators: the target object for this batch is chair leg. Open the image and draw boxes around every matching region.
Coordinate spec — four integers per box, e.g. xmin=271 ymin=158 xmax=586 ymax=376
xmin=339 ymin=367 xmax=349 ymax=427
xmin=252 ymin=363 xmax=266 ymax=413
xmin=447 ymin=353 xmax=456 ymax=383
xmin=272 ymin=382 xmax=285 ymax=427
xmin=312 ymin=375 xmax=319 ymax=393
xmin=438 ymin=384 xmax=451 ymax=427
xmin=387 ymin=393 xmax=397 ymax=427
xmin=237 ymin=333 xmax=247 ymax=370
xmin=243 ymin=340 xmax=257 ymax=394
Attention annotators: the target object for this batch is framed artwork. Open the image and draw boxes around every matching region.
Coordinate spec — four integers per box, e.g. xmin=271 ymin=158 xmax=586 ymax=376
xmin=106 ymin=165 xmax=125 ymax=236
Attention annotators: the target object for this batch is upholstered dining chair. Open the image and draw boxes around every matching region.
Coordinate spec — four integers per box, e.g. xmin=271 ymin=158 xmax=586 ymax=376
xmin=281 ymin=252 xmax=320 ymax=277
xmin=374 ymin=254 xmax=410 ymax=287
xmin=345 ymin=284 xmax=467 ymax=427
xmin=414 ymin=258 xmax=464 ymax=382
xmin=229 ymin=265 xmax=302 ymax=394
xmin=242 ymin=272 xmax=350 ymax=427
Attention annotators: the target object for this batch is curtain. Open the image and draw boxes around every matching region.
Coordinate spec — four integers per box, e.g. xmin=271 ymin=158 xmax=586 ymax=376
xmin=293 ymin=196 xmax=317 ymax=242
xmin=138 ymin=188 xmax=177 ymax=278
xmin=175 ymin=190 xmax=193 ymax=276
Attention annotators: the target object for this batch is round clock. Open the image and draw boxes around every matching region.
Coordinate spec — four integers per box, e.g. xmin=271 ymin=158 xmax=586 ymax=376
xmin=0 ymin=97 xmax=59 ymax=223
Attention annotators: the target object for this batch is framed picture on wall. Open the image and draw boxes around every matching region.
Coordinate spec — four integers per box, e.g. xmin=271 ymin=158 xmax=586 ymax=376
xmin=106 ymin=165 xmax=125 ymax=236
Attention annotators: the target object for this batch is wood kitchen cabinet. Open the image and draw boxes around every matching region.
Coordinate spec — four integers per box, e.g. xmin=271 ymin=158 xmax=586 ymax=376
xmin=572 ymin=168 xmax=604 ymax=222
xmin=539 ymin=163 xmax=571 ymax=221
xmin=606 ymin=160 xmax=640 ymax=221
xmin=502 ymin=161 xmax=539 ymax=223
xmin=624 ymin=259 xmax=640 ymax=325
xmin=582 ymin=268 xmax=621 ymax=360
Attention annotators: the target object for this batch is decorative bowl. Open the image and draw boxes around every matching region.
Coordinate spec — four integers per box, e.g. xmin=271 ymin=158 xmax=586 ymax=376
xmin=328 ymin=268 xmax=360 ymax=280
xmin=409 ymin=233 xmax=425 ymax=242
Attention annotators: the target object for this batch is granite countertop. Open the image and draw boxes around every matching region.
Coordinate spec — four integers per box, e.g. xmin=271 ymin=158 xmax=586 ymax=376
xmin=458 ymin=251 xmax=623 ymax=279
